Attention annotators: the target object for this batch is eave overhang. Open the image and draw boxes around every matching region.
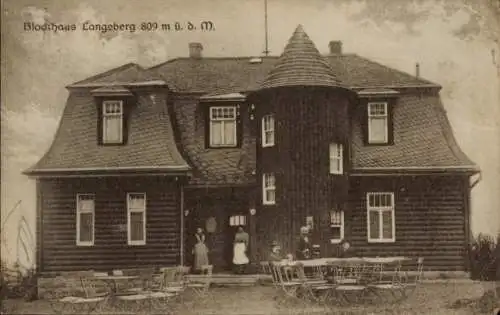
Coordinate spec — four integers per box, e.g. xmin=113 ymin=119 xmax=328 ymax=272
xmin=23 ymin=166 xmax=192 ymax=178
xmin=350 ymin=166 xmax=481 ymax=176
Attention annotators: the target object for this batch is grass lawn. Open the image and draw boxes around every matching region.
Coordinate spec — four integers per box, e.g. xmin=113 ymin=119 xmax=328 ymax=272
xmin=1 ymin=281 xmax=497 ymax=315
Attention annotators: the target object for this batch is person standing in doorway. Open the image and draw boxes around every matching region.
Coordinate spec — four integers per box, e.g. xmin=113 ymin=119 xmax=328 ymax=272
xmin=296 ymin=226 xmax=311 ymax=260
xmin=233 ymin=226 xmax=249 ymax=274
xmin=192 ymin=227 xmax=209 ymax=273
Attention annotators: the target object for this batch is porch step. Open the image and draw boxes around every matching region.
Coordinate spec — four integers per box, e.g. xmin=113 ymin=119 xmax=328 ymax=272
xmin=186 ymin=273 xmax=268 ymax=287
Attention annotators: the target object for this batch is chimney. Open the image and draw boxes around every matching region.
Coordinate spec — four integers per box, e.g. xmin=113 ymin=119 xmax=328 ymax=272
xmin=329 ymin=41 xmax=342 ymax=55
xmin=415 ymin=62 xmax=420 ymax=78
xmin=189 ymin=42 xmax=203 ymax=59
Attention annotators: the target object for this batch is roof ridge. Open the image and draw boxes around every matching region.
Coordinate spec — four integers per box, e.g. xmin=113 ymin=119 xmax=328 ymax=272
xmin=349 ymin=54 xmax=440 ymax=87
xmin=68 ymin=62 xmax=143 ymax=87
xmin=147 ymin=56 xmax=281 ymax=70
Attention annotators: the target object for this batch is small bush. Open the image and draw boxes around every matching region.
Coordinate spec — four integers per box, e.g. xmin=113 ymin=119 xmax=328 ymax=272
xmin=469 ymin=233 xmax=500 ymax=281
xmin=0 ymin=261 xmax=38 ymax=301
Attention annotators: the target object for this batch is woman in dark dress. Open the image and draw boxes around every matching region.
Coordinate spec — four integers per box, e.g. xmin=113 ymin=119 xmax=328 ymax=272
xmin=192 ymin=228 xmax=209 ymax=273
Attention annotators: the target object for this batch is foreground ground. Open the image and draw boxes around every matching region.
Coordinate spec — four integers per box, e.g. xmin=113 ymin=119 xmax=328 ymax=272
xmin=2 ymin=281 xmax=498 ymax=315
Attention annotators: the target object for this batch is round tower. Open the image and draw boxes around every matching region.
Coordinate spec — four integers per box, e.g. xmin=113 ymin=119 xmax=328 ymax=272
xmin=249 ymin=25 xmax=355 ymax=256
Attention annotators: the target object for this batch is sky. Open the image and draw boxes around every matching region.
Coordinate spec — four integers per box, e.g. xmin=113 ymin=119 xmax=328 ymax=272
xmin=1 ymin=0 xmax=500 ymax=266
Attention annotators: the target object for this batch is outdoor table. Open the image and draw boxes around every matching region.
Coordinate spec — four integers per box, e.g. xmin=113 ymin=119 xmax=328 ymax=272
xmin=361 ymin=256 xmax=412 ymax=264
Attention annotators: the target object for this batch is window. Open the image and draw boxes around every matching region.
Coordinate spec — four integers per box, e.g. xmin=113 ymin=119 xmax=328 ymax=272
xmin=367 ymin=192 xmax=395 ymax=243
xmin=127 ymin=193 xmax=146 ymax=245
xmin=76 ymin=194 xmax=95 ymax=246
xmin=262 ymin=114 xmax=275 ymax=147
xmin=367 ymin=102 xmax=388 ymax=144
xmin=209 ymin=106 xmax=237 ymax=147
xmin=262 ymin=173 xmax=276 ymax=205
xmin=329 ymin=143 xmax=343 ymax=174
xmin=329 ymin=210 xmax=344 ymax=244
xmin=229 ymin=215 xmax=246 ymax=226
xmin=102 ymin=100 xmax=124 ymax=144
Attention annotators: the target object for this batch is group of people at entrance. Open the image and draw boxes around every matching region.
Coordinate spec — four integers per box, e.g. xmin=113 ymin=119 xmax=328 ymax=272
xmin=192 ymin=226 xmax=250 ymax=274
xmin=193 ymin=224 xmax=356 ymax=273
xmin=268 ymin=225 xmax=356 ymax=262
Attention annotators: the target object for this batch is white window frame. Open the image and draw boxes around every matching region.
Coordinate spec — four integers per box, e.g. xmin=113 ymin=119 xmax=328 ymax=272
xmin=367 ymin=102 xmax=388 ymax=144
xmin=366 ymin=192 xmax=395 ymax=243
xmin=229 ymin=215 xmax=247 ymax=226
xmin=76 ymin=194 xmax=95 ymax=246
xmin=262 ymin=173 xmax=276 ymax=205
xmin=102 ymin=100 xmax=124 ymax=144
xmin=209 ymin=106 xmax=237 ymax=148
xmin=262 ymin=114 xmax=275 ymax=147
xmin=127 ymin=192 xmax=147 ymax=246
xmin=329 ymin=143 xmax=343 ymax=174
xmin=329 ymin=210 xmax=344 ymax=244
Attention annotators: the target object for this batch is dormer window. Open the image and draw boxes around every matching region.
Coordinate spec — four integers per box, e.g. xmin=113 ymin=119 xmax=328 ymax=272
xmin=367 ymin=102 xmax=388 ymax=144
xmin=102 ymin=100 xmax=124 ymax=144
xmin=262 ymin=114 xmax=275 ymax=147
xmin=209 ymin=106 xmax=237 ymax=147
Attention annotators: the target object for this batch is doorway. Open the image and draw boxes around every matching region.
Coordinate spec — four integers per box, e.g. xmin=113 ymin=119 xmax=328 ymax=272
xmin=224 ymin=214 xmax=248 ymax=269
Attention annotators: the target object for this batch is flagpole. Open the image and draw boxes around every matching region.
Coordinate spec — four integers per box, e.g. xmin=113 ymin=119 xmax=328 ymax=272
xmin=264 ymin=0 xmax=270 ymax=56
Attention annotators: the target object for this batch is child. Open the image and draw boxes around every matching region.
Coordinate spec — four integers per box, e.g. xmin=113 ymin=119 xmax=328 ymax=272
xmin=337 ymin=239 xmax=356 ymax=258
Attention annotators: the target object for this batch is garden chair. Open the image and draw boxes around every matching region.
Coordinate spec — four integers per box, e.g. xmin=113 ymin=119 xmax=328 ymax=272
xmin=330 ymin=264 xmax=368 ymax=306
xmin=116 ymin=268 xmax=176 ymax=313
xmin=367 ymin=257 xmax=424 ymax=304
xmin=48 ymin=271 xmax=109 ymax=315
xmin=270 ymin=263 xmax=303 ymax=303
xmin=159 ymin=266 xmax=186 ymax=295
xmin=185 ymin=264 xmax=213 ymax=298
xmin=295 ymin=264 xmax=335 ymax=305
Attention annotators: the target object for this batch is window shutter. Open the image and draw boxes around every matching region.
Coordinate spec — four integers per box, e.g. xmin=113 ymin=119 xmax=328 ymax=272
xmin=122 ymin=97 xmax=132 ymax=145
xmin=204 ymin=104 xmax=210 ymax=149
xmin=236 ymin=105 xmax=243 ymax=148
xmin=387 ymin=100 xmax=395 ymax=145
xmin=360 ymin=100 xmax=369 ymax=145
xmin=96 ymin=97 xmax=104 ymax=145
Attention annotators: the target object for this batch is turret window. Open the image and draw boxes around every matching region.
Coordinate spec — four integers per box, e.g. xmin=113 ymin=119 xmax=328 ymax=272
xmin=262 ymin=114 xmax=275 ymax=147
xmin=329 ymin=143 xmax=343 ymax=174
xmin=262 ymin=173 xmax=276 ymax=205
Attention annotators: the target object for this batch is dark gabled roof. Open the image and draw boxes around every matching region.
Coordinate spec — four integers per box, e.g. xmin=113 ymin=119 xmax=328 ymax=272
xmin=147 ymin=54 xmax=438 ymax=94
xmin=351 ymin=93 xmax=478 ymax=173
xmin=68 ymin=63 xmax=167 ymax=88
xmin=258 ymin=25 xmax=344 ymax=90
xmin=70 ymin=44 xmax=438 ymax=93
xmin=24 ymin=91 xmax=190 ymax=175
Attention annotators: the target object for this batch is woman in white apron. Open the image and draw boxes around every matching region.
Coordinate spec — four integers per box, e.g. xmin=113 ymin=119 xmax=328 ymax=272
xmin=233 ymin=226 xmax=249 ymax=274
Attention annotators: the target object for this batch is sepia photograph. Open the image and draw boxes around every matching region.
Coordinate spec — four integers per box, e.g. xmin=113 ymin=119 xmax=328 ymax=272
xmin=1 ymin=0 xmax=500 ymax=314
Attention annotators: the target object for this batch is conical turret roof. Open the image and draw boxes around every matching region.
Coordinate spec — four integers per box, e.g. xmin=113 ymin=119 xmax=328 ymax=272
xmin=259 ymin=25 xmax=345 ymax=90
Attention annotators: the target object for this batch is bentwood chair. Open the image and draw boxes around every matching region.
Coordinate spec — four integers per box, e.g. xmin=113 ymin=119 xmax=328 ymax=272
xmin=270 ymin=263 xmax=303 ymax=304
xmin=49 ymin=271 xmax=109 ymax=315
xmin=368 ymin=257 xmax=424 ymax=304
xmin=186 ymin=265 xmax=213 ymax=298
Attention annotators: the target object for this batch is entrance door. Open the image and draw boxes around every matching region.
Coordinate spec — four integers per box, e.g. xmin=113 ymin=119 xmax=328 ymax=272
xmin=225 ymin=214 xmax=248 ymax=268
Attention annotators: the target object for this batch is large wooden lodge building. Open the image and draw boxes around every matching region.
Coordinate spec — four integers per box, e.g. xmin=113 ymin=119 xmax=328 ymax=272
xmin=25 ymin=25 xmax=480 ymax=273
